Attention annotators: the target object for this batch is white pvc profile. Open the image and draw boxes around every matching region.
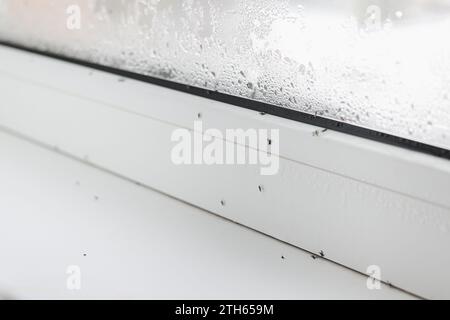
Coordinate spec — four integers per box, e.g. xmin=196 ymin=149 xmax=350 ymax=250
xmin=1 ymin=130 xmax=415 ymax=300
xmin=1 ymin=45 xmax=449 ymax=299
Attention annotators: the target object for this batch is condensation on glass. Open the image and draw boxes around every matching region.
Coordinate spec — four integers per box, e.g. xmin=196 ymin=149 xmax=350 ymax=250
xmin=0 ymin=0 xmax=450 ymax=150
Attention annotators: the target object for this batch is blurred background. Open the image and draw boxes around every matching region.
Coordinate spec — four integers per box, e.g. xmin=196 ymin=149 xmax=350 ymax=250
xmin=1 ymin=0 xmax=449 ymax=149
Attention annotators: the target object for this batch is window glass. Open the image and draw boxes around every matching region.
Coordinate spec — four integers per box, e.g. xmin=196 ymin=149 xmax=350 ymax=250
xmin=1 ymin=0 xmax=450 ymax=150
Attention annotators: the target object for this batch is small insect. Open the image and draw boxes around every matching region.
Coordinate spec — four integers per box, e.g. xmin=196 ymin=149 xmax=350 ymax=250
xmin=281 ymin=256 xmax=285 ymax=260
xmin=313 ymin=128 xmax=328 ymax=137
xmin=311 ymin=255 xmax=318 ymax=260
xmin=320 ymin=250 xmax=325 ymax=257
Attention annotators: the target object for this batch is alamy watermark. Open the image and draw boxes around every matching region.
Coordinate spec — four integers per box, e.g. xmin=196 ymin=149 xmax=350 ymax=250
xmin=366 ymin=265 xmax=382 ymax=290
xmin=364 ymin=5 xmax=403 ymax=32
xmin=171 ymin=121 xmax=279 ymax=176
xmin=66 ymin=265 xmax=82 ymax=291
xmin=66 ymin=4 xmax=81 ymax=30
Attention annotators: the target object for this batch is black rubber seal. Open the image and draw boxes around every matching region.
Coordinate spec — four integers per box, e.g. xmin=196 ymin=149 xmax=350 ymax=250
xmin=1 ymin=40 xmax=449 ymax=160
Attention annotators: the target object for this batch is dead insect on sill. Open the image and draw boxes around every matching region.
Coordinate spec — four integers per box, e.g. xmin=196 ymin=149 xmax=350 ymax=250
xmin=313 ymin=128 xmax=328 ymax=137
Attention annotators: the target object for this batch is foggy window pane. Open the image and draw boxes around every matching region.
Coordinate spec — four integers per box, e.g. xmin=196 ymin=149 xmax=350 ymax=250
xmin=1 ymin=0 xmax=450 ymax=150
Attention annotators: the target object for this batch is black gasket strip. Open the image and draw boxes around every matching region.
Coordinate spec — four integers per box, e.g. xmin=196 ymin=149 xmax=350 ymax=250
xmin=1 ymin=41 xmax=449 ymax=160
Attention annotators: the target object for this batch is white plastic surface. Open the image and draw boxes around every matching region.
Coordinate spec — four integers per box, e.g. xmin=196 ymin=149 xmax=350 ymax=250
xmin=0 ymin=46 xmax=449 ymax=299
xmin=0 ymin=131 xmax=412 ymax=299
